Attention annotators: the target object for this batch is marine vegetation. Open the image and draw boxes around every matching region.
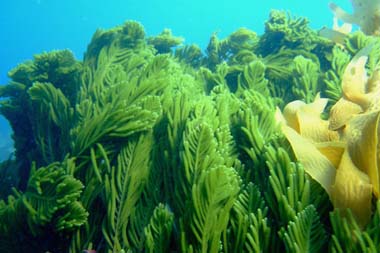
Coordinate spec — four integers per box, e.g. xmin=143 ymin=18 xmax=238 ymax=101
xmin=0 ymin=7 xmax=380 ymax=253
xmin=329 ymin=0 xmax=380 ymax=36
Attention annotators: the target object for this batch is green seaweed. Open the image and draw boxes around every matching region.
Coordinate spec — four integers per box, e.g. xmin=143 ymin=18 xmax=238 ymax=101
xmin=291 ymin=55 xmax=321 ymax=103
xmin=280 ymin=205 xmax=327 ymax=253
xmin=28 ymin=82 xmax=74 ymax=163
xmin=182 ymin=165 xmax=240 ymax=252
xmin=102 ymin=134 xmax=152 ymax=252
xmin=329 ymin=202 xmax=380 ymax=253
xmin=0 ymin=8 xmax=380 ymax=253
xmin=256 ymin=10 xmax=315 ymax=56
xmin=0 ymin=49 xmax=82 ymax=190
xmin=322 ymin=46 xmax=350 ymax=105
xmin=0 ymin=159 xmax=87 ymax=252
xmin=175 ymin=44 xmax=204 ymax=68
xmin=144 ymin=203 xmax=174 ymax=253
xmin=225 ymin=183 xmax=270 ymax=253
xmin=148 ymin=29 xmax=184 ymax=54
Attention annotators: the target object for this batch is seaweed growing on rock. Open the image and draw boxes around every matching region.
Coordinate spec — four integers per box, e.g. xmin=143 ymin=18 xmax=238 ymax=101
xmin=0 ymin=7 xmax=380 ymax=253
xmin=0 ymin=50 xmax=82 ymax=190
xmin=0 ymin=159 xmax=87 ymax=252
xmin=148 ymin=28 xmax=184 ymax=54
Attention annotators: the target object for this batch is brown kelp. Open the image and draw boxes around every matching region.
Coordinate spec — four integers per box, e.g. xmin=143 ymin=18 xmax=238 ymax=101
xmin=0 ymin=9 xmax=380 ymax=253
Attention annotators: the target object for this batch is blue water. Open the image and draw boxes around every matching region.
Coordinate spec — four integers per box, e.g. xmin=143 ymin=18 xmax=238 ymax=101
xmin=0 ymin=0 xmax=351 ymax=160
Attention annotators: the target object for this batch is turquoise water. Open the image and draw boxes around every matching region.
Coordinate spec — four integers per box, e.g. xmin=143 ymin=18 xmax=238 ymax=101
xmin=0 ymin=0 xmax=351 ymax=160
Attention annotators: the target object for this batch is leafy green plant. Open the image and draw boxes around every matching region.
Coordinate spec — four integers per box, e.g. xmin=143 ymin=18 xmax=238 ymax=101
xmin=0 ymin=160 xmax=87 ymax=252
xmin=1 ymin=9 xmax=379 ymax=253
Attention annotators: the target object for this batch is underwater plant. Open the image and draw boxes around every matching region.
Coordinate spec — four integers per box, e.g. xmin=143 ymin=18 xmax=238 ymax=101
xmin=329 ymin=0 xmax=380 ymax=36
xmin=277 ymin=43 xmax=380 ymax=226
xmin=0 ymin=5 xmax=380 ymax=253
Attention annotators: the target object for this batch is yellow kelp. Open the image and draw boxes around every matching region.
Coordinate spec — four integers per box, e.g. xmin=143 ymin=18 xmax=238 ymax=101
xmin=278 ymin=45 xmax=380 ymax=227
xmin=319 ymin=17 xmax=352 ymax=45
xmin=329 ymin=0 xmax=380 ymax=36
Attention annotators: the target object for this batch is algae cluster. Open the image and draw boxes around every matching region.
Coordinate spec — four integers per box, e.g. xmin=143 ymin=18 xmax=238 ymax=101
xmin=0 ymin=9 xmax=380 ymax=253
